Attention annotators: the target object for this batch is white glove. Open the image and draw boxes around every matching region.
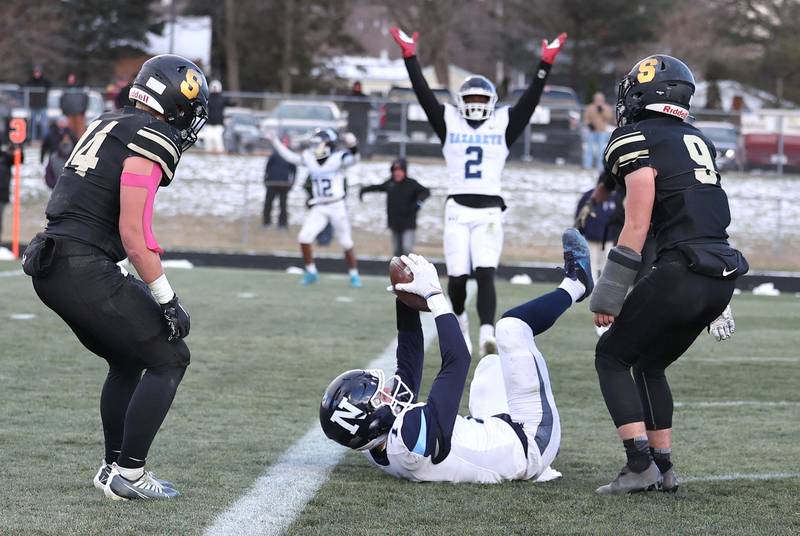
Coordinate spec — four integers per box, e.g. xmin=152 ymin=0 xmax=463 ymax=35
xmin=708 ymin=304 xmax=735 ymax=341
xmin=394 ymin=254 xmax=442 ymax=299
xmin=342 ymin=132 xmax=357 ymax=148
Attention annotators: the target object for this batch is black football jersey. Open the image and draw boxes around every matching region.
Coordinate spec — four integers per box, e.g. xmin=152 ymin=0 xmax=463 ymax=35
xmin=603 ymin=116 xmax=731 ymax=254
xmin=44 ymin=107 xmax=182 ymax=261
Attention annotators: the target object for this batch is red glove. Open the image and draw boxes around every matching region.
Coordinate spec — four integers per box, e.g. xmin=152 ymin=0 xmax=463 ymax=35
xmin=390 ymin=27 xmax=419 ymax=59
xmin=540 ymin=32 xmax=567 ymax=65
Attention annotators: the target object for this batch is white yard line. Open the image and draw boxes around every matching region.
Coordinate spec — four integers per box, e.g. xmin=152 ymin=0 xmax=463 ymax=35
xmin=0 ymin=269 xmax=24 ymax=278
xmin=682 ymin=472 xmax=800 ymax=483
xmin=674 ymin=400 xmax=800 ymax=408
xmin=690 ymin=356 xmax=800 ymax=364
xmin=205 ymin=284 xmax=475 ymax=536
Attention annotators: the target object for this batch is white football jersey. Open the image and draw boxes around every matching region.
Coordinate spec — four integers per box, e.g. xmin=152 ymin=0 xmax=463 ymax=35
xmin=442 ymin=104 xmax=510 ymax=197
xmin=363 ymin=405 xmax=528 ymax=484
xmin=302 ymin=150 xmax=355 ymax=205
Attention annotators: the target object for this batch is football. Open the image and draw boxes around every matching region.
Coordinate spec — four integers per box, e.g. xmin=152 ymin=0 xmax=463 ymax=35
xmin=389 ymin=256 xmax=430 ymax=311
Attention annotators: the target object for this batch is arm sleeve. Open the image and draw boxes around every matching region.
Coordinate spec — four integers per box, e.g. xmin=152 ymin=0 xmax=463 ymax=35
xmin=604 ymin=126 xmax=650 ymax=182
xmin=404 ymin=56 xmax=446 ymax=143
xmin=127 ymin=121 xmax=182 ymax=186
xmin=360 ymin=181 xmax=388 ymax=195
xmin=415 ymin=181 xmax=431 ymax=204
xmin=270 ymin=138 xmax=303 ymax=166
xmin=394 ymin=299 xmax=424 ymax=398
xmin=505 ymin=61 xmax=552 ymax=146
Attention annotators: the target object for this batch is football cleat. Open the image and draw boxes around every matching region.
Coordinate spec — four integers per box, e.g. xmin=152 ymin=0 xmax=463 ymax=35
xmin=94 ymin=461 xmax=175 ymax=491
xmin=457 ymin=312 xmax=473 ymax=355
xmin=562 ymin=228 xmax=593 ymax=302
xmin=350 ymin=274 xmax=363 ymax=288
xmin=595 ymin=463 xmax=662 ymax=495
xmin=301 ymin=271 xmax=320 ymax=286
xmin=104 ymin=466 xmax=180 ymax=500
xmin=479 ymin=324 xmax=497 ymax=356
xmin=658 ymin=466 xmax=680 ymax=493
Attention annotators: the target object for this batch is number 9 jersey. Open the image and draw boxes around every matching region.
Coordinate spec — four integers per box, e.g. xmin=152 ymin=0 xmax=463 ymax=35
xmin=603 ymin=116 xmax=732 ymax=255
xmin=442 ymin=104 xmax=510 ymax=196
xmin=44 ymin=107 xmax=183 ymax=262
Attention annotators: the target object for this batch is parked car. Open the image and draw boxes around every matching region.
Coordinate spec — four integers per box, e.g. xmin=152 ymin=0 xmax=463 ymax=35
xmin=503 ymin=85 xmax=582 ymax=164
xmin=738 ymin=111 xmax=800 ymax=171
xmin=374 ymin=86 xmax=452 ymax=157
xmin=260 ymin=100 xmax=346 ymax=142
xmin=223 ymin=107 xmax=269 ymax=153
xmin=694 ymin=121 xmax=740 ymax=171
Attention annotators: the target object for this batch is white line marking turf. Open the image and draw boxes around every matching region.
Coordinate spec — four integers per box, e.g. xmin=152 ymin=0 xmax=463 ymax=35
xmin=0 ymin=269 xmax=24 ymax=278
xmin=205 ymin=304 xmax=442 ymax=536
xmin=674 ymin=400 xmax=800 ymax=408
xmin=682 ymin=472 xmax=800 ymax=483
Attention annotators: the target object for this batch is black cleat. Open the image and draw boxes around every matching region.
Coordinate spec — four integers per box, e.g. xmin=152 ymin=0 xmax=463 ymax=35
xmin=104 ymin=465 xmax=180 ymax=500
xmin=596 ymin=463 xmax=662 ymax=495
xmin=562 ymin=228 xmax=593 ymax=301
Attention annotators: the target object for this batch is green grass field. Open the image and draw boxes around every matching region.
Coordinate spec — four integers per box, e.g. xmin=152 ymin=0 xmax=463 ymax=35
xmin=1 ymin=262 xmax=798 ymax=535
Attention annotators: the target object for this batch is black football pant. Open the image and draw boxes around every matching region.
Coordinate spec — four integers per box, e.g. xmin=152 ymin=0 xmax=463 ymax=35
xmin=32 ymin=242 xmax=189 ymax=469
xmin=595 ymin=256 xmax=734 ymax=430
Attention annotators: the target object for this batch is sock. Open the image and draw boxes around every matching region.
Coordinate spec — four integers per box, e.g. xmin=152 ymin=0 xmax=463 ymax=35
xmin=475 ymin=267 xmax=496 ymax=325
xmin=116 ymin=464 xmax=145 ymax=481
xmin=348 ymin=268 xmax=359 ymax=277
xmin=558 ymin=276 xmax=586 ymax=304
xmin=306 ymin=263 xmax=317 ymax=274
xmin=479 ymin=324 xmax=494 ymax=344
xmin=651 ymin=447 xmax=672 ymax=473
xmin=623 ymin=435 xmax=652 ymax=473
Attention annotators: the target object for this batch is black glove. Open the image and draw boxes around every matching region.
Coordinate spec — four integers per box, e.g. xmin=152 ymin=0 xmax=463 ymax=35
xmin=161 ymin=294 xmax=190 ymax=341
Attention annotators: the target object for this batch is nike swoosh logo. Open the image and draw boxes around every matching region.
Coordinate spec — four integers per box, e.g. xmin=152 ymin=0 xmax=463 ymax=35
xmin=722 ymin=267 xmax=737 ymax=277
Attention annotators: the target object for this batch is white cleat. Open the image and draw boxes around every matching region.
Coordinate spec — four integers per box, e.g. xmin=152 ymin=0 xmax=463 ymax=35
xmin=103 ymin=464 xmax=180 ymax=500
xmin=457 ymin=312 xmax=473 ymax=355
xmin=479 ymin=324 xmax=497 ymax=356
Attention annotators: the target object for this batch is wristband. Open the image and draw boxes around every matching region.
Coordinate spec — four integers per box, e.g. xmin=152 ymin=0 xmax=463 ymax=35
xmin=426 ymin=293 xmax=451 ymax=317
xmin=148 ymin=273 xmax=175 ymax=304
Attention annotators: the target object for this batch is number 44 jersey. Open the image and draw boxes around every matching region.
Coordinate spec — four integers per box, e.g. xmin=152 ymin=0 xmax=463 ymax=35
xmin=45 ymin=107 xmax=183 ymax=261
xmin=441 ymin=104 xmax=510 ymax=197
xmin=603 ymin=116 xmax=732 ymax=254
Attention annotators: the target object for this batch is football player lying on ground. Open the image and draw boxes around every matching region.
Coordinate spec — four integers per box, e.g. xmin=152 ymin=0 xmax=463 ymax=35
xmin=320 ymin=229 xmax=593 ymax=483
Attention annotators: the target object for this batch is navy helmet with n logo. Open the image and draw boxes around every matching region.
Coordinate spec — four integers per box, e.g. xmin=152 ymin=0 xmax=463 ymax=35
xmin=320 ymin=368 xmax=414 ymax=451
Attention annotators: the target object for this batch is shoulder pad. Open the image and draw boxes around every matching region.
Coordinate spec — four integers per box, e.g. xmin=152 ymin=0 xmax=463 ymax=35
xmin=605 ymin=125 xmax=650 ymax=179
xmin=127 ymin=119 xmax=182 ymax=185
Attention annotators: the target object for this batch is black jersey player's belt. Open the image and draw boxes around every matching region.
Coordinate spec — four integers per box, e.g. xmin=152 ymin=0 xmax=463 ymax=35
xmin=492 ymin=413 xmax=528 ymax=458
xmin=53 ymin=237 xmax=109 ymax=258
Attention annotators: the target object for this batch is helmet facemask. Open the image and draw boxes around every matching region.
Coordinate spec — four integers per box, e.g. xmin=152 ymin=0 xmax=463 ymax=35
xmin=177 ymin=100 xmax=208 ymax=151
xmin=457 ymin=91 xmax=497 ymax=121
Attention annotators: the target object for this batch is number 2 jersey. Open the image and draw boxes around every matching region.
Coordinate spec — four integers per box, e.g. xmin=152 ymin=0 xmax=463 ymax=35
xmin=603 ymin=116 xmax=733 ymax=254
xmin=442 ymin=104 xmax=510 ymax=197
xmin=44 ymin=106 xmax=182 ymax=261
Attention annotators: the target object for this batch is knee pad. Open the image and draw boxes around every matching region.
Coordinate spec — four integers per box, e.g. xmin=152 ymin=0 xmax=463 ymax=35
xmin=496 ymin=317 xmax=538 ymax=394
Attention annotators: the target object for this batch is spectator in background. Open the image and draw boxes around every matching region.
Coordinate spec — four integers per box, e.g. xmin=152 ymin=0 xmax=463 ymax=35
xmin=25 ymin=65 xmax=51 ymax=141
xmin=114 ymin=75 xmax=135 ymax=110
xmin=582 ymin=92 xmax=613 ymax=170
xmin=343 ymin=81 xmax=371 ymax=158
xmin=0 ymin=141 xmax=20 ymax=241
xmin=60 ymin=73 xmax=89 ymax=136
xmin=574 ymin=171 xmax=622 ymax=278
xmin=204 ymin=80 xmax=226 ymax=153
xmin=359 ymin=157 xmax=430 ymax=257
xmin=41 ymin=117 xmax=76 ymax=189
xmin=263 ymin=134 xmax=296 ymax=229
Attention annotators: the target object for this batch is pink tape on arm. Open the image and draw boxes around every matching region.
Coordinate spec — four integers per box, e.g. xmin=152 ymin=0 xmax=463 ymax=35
xmin=120 ymin=164 xmax=164 ymax=254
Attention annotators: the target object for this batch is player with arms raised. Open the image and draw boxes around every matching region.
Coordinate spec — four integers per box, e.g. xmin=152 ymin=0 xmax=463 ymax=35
xmin=23 ymin=55 xmax=207 ymax=500
xmin=390 ymin=27 xmax=567 ymax=356
xmin=319 ymin=229 xmax=593 ymax=484
xmin=268 ymin=129 xmax=363 ymax=287
xmin=589 ymin=55 xmax=747 ymax=494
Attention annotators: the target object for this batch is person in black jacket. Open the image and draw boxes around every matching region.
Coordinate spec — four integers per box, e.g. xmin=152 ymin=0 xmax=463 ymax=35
xmin=204 ymin=80 xmax=226 ymax=153
xmin=41 ymin=117 xmax=76 ymax=189
xmin=263 ymin=135 xmax=296 ymax=228
xmin=25 ymin=65 xmax=51 ymax=141
xmin=0 ymin=140 xmax=22 ymax=241
xmin=360 ymin=158 xmax=429 ymax=256
xmin=60 ymin=73 xmax=89 ymax=136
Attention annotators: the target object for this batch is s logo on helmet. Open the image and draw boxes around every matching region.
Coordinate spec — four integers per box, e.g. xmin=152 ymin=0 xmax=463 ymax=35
xmin=180 ymin=69 xmax=201 ymax=100
xmin=637 ymin=58 xmax=658 ymax=83
xmin=330 ymin=399 xmax=364 ymax=435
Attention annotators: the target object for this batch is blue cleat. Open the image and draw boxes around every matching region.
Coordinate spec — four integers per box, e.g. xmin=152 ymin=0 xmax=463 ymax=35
xmin=301 ymin=271 xmax=320 ymax=286
xmin=562 ymin=228 xmax=593 ymax=302
xmin=350 ymin=273 xmax=362 ymax=288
